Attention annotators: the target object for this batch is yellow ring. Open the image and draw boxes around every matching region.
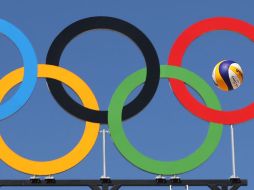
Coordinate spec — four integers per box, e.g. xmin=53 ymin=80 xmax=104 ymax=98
xmin=0 ymin=64 xmax=100 ymax=175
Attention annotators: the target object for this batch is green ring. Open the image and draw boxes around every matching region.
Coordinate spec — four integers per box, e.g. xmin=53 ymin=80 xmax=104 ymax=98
xmin=108 ymin=65 xmax=223 ymax=175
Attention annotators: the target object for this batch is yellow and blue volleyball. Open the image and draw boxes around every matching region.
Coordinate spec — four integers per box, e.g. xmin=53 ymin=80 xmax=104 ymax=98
xmin=212 ymin=60 xmax=243 ymax=91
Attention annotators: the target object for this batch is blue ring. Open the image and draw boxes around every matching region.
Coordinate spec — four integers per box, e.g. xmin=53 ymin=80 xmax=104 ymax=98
xmin=0 ymin=19 xmax=37 ymax=119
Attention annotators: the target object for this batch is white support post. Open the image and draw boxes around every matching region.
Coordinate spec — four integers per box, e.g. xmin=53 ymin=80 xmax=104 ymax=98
xmin=100 ymin=129 xmax=110 ymax=180
xmin=230 ymin=124 xmax=237 ymax=179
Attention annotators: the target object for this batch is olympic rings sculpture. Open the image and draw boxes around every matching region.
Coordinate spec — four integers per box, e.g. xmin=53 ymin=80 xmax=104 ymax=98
xmin=0 ymin=16 xmax=249 ymax=176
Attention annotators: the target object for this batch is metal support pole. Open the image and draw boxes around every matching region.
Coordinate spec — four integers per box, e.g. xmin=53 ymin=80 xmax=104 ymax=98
xmin=100 ymin=129 xmax=110 ymax=181
xmin=102 ymin=129 xmax=107 ymax=178
xmin=230 ymin=124 xmax=237 ymax=179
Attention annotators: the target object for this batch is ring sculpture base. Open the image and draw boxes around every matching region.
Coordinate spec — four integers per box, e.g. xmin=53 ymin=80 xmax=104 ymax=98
xmin=0 ymin=179 xmax=247 ymax=190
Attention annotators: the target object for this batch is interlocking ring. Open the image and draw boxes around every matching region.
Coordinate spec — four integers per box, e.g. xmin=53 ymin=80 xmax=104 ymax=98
xmin=46 ymin=16 xmax=160 ymax=124
xmin=168 ymin=17 xmax=254 ymax=124
xmin=0 ymin=19 xmax=37 ymax=120
xmin=108 ymin=65 xmax=223 ymax=175
xmin=0 ymin=64 xmax=99 ymax=175
xmin=1 ymin=16 xmax=250 ymax=176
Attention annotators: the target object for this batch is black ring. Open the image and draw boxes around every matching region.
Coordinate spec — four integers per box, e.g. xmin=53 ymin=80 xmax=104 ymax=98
xmin=46 ymin=16 xmax=160 ymax=124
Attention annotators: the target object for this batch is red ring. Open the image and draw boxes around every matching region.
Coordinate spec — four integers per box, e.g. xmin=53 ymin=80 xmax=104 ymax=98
xmin=168 ymin=17 xmax=254 ymax=124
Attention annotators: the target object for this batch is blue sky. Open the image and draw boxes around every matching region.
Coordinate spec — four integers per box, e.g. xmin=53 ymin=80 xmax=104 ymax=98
xmin=0 ymin=0 xmax=254 ymax=189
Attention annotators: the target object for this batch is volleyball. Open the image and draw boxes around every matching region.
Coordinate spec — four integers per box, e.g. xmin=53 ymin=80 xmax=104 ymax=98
xmin=212 ymin=60 xmax=243 ymax=91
